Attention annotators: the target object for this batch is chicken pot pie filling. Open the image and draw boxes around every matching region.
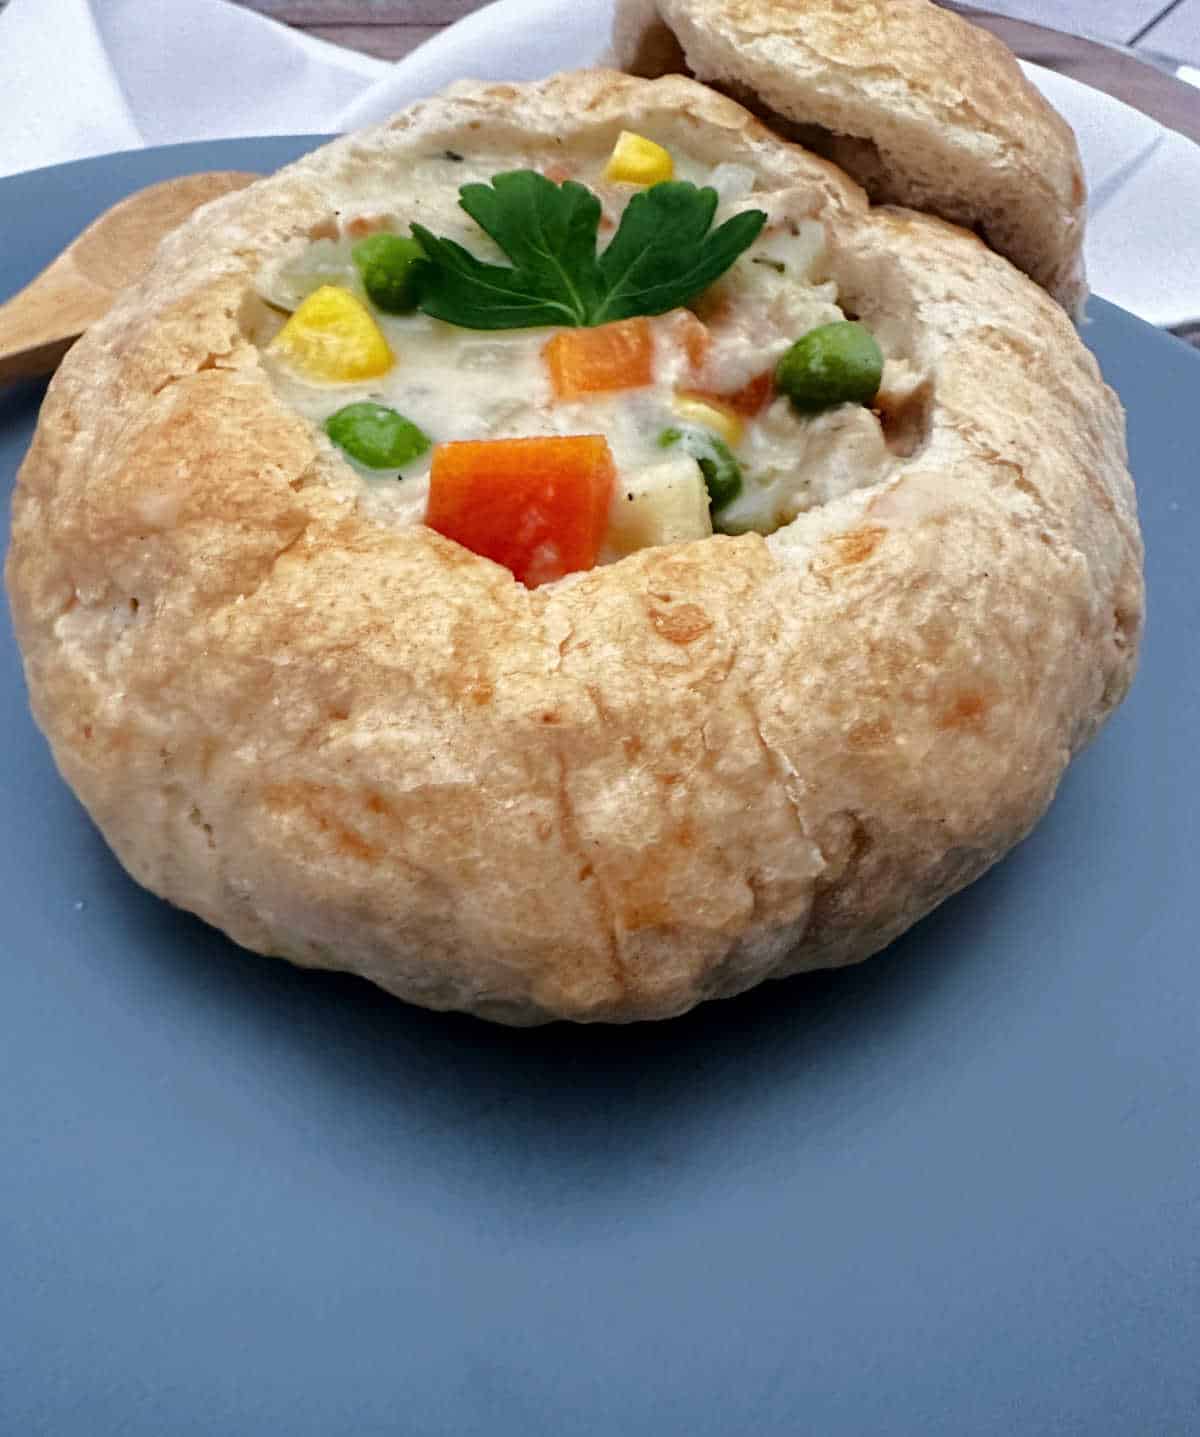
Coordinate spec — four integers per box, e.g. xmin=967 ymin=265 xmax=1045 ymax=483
xmin=255 ymin=133 xmax=914 ymax=587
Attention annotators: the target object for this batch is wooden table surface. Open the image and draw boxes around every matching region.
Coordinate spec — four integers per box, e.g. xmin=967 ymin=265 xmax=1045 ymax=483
xmin=234 ymin=0 xmax=1200 ymax=64
xmin=231 ymin=1 xmax=1200 ymax=144
xmin=235 ymin=1 xmax=486 ymax=62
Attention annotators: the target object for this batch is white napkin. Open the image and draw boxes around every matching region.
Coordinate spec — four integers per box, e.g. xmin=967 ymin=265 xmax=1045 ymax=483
xmin=0 ymin=0 xmax=389 ymax=174
xmin=3 ymin=0 xmax=1199 ymax=329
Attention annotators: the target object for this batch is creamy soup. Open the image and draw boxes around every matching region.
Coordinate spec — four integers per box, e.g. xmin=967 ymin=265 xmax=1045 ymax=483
xmin=255 ymin=139 xmax=900 ymax=580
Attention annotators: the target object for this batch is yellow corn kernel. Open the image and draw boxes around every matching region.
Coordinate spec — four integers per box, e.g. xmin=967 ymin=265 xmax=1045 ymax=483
xmin=603 ymin=130 xmax=674 ymax=186
xmin=672 ymin=392 xmax=744 ymax=446
xmin=268 ymin=285 xmax=393 ymax=382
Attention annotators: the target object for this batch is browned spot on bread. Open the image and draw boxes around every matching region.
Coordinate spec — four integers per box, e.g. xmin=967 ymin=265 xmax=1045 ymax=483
xmin=939 ymin=691 xmax=990 ymax=730
xmin=822 ymin=526 xmax=886 ymax=571
xmin=264 ymin=782 xmax=381 ymax=863
xmin=649 ymin=602 xmax=713 ymax=645
xmin=620 ymin=894 xmax=675 ymax=933
xmin=467 ymin=681 xmax=493 ymax=706
xmin=915 ymin=615 xmax=954 ymax=665
xmin=540 ymin=711 xmax=561 ymax=725
xmin=847 ymin=716 xmax=893 ymax=750
xmin=623 ymin=735 xmax=643 ymax=760
xmin=334 ymin=827 xmax=379 ymax=863
xmin=865 ymin=633 xmax=918 ymax=686
xmin=365 ymin=793 xmax=390 ymax=816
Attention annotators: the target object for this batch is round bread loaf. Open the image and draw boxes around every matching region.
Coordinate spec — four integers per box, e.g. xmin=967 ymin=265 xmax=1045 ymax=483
xmin=612 ymin=0 xmax=1089 ymax=313
xmin=6 ymin=71 xmax=1141 ymax=1024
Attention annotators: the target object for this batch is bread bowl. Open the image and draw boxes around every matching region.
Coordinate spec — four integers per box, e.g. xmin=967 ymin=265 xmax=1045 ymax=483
xmin=5 ymin=62 xmax=1142 ymax=1025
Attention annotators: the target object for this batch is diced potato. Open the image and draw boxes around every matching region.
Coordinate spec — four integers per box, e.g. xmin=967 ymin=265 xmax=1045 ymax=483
xmin=603 ymin=131 xmax=674 ymax=186
xmin=607 ymin=457 xmax=713 ymax=557
xmin=672 ymin=392 xmax=744 ymax=446
xmin=268 ymin=285 xmax=393 ymax=382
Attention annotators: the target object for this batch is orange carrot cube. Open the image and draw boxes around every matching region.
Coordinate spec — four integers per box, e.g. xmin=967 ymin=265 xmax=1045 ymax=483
xmin=426 ymin=435 xmax=616 ymax=588
xmin=692 ymin=370 xmax=775 ymax=418
xmin=722 ymin=370 xmax=775 ymax=416
xmin=544 ymin=318 xmax=654 ymax=400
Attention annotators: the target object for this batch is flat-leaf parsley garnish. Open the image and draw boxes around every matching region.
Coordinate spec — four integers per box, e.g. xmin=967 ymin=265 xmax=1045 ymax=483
xmin=410 ymin=170 xmax=766 ymax=331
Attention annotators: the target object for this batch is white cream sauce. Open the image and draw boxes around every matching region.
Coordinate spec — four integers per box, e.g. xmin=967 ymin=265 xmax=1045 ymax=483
xmin=257 ymin=146 xmax=897 ymax=545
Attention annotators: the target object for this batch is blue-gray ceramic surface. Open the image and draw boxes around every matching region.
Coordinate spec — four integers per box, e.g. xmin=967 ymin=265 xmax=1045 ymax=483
xmin=2 ymin=140 xmax=1197 ymax=1436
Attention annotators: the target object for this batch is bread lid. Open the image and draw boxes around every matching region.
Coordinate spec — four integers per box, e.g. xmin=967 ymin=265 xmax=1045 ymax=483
xmin=612 ymin=0 xmax=1088 ymax=314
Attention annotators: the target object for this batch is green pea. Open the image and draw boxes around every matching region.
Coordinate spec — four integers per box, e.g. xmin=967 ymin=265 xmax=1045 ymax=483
xmin=351 ymin=234 xmax=427 ymax=314
xmin=775 ymin=321 xmax=883 ymax=414
xmin=658 ymin=426 xmax=742 ymax=511
xmin=324 ymin=402 xmax=430 ymax=471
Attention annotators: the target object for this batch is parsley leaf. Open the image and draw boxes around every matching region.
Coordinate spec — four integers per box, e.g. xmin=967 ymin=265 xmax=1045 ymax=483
xmin=412 ymin=172 xmax=603 ymax=329
xmin=410 ymin=169 xmax=766 ymax=331
xmin=593 ymin=182 xmax=764 ymax=325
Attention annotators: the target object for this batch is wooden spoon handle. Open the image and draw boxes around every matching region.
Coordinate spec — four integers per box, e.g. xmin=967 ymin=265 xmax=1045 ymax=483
xmin=0 ymin=270 xmax=112 ymax=385
xmin=0 ymin=170 xmax=257 ymax=386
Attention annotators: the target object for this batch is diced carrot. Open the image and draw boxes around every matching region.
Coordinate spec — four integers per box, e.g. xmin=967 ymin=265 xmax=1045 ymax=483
xmin=544 ymin=318 xmax=653 ymax=400
xmin=660 ymin=308 xmax=711 ymax=378
xmin=690 ymin=371 xmax=775 ymax=418
xmin=425 ymin=436 xmax=616 ymax=588
xmin=721 ymin=370 xmax=775 ymax=416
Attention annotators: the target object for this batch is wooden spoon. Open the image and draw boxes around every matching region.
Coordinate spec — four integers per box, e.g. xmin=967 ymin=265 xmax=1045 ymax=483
xmin=0 ymin=171 xmax=258 ymax=385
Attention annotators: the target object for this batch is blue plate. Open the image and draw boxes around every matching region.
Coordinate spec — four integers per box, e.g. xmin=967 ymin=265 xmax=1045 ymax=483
xmin=2 ymin=140 xmax=1198 ymax=1436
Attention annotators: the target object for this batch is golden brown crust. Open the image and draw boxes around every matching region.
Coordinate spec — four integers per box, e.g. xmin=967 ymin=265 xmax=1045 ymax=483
xmin=612 ymin=0 xmax=1088 ymax=313
xmin=6 ymin=71 xmax=1141 ymax=1023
